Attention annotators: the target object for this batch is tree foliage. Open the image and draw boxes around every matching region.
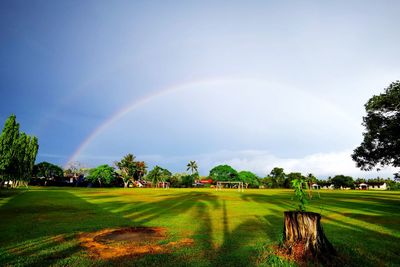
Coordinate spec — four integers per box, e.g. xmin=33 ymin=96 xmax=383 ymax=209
xmin=262 ymin=167 xmax=287 ymax=188
xmin=209 ymin=165 xmax=238 ymax=181
xmin=146 ymin=166 xmax=172 ymax=187
xmin=165 ymin=172 xmax=197 ymax=188
xmin=352 ymin=81 xmax=400 ymax=174
xmin=33 ymin=162 xmax=63 ymax=178
xmin=331 ymin=175 xmax=354 ymax=189
xmin=135 ymin=161 xmax=147 ymax=180
xmin=0 ymin=115 xmax=39 ymax=187
xmin=181 ymin=174 xmax=197 ymax=187
xmin=186 ymin=160 xmax=198 ymax=175
xmin=285 ymin=172 xmax=303 ymax=188
xmin=291 ymin=175 xmax=309 ymax=211
xmin=86 ymin=164 xmax=116 ymax=187
xmin=114 ymin=154 xmax=148 ymax=187
xmin=238 ymin=171 xmax=259 ymax=188
xmin=115 ymin=154 xmax=136 ymax=187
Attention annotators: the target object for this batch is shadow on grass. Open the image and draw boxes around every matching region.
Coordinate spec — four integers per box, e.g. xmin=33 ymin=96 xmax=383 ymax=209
xmin=103 ymin=195 xmax=276 ymax=267
xmin=1 ymin=188 xmax=399 ymax=266
xmin=0 ymin=190 xmax=134 ymax=266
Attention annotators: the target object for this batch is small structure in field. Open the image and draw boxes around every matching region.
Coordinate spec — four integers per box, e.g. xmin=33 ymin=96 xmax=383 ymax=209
xmin=321 ymin=184 xmax=335 ymax=190
xmin=157 ymin=181 xmax=170 ymax=189
xmin=357 ymin=182 xmax=387 ymax=190
xmin=311 ymin=183 xmax=320 ymax=190
xmin=193 ymin=178 xmax=213 ymax=187
xmin=216 ymin=181 xmax=244 ymax=192
xmin=359 ymin=183 xmax=368 ymax=190
xmin=368 ymin=182 xmax=387 ymax=190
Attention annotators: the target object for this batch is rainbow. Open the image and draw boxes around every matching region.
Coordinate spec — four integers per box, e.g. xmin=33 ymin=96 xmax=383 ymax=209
xmin=65 ymin=78 xmax=354 ymax=167
xmin=66 ymin=78 xmax=242 ymax=166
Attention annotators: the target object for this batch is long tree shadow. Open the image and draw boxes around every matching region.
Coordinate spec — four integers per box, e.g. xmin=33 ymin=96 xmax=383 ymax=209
xmin=239 ymin=191 xmax=400 ymax=266
xmin=0 ymin=189 xmax=225 ymax=266
xmin=82 ymin=191 xmax=221 ymax=230
xmin=2 ymin=188 xmax=399 ymax=266
xmin=103 ymin=195 xmax=279 ymax=267
xmin=0 ymin=189 xmax=136 ymax=266
xmin=102 ymin=192 xmax=219 ymax=266
xmin=322 ymin=216 xmax=400 ymax=267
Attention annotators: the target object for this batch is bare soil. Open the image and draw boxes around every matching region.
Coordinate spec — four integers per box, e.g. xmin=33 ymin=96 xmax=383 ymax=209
xmin=79 ymin=227 xmax=193 ymax=259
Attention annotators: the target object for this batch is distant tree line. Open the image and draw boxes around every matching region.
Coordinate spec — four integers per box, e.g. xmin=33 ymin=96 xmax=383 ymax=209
xmin=27 ymin=159 xmax=400 ymax=190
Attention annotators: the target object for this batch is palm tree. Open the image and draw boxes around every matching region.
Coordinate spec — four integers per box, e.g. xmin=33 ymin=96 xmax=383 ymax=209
xmin=135 ymin=161 xmax=147 ymax=181
xmin=147 ymin=166 xmax=171 ymax=188
xmin=115 ymin=154 xmax=136 ymax=188
xmin=148 ymin=166 xmax=162 ymax=187
xmin=186 ymin=160 xmax=198 ymax=175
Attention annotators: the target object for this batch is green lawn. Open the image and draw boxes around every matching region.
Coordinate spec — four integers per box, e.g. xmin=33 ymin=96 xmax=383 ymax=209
xmin=0 ymin=187 xmax=399 ymax=266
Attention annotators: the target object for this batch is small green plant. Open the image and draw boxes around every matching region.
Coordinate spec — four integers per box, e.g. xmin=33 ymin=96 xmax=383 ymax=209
xmin=291 ymin=176 xmax=309 ymax=212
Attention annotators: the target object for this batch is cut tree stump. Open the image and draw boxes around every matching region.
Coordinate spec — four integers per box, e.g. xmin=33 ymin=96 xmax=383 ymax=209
xmin=283 ymin=211 xmax=335 ymax=261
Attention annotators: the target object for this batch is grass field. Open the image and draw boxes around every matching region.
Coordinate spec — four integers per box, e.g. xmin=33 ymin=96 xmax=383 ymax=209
xmin=0 ymin=187 xmax=399 ymax=266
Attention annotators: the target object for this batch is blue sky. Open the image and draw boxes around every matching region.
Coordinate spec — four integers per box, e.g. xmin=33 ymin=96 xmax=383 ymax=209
xmin=1 ymin=0 xmax=399 ymax=178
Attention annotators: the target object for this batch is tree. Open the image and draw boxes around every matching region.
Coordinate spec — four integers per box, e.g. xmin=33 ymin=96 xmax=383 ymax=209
xmin=186 ymin=160 xmax=198 ymax=175
xmin=331 ymin=175 xmax=354 ymax=189
xmin=0 ymin=115 xmax=20 ymax=186
xmin=352 ymin=81 xmax=400 ymax=176
xmin=0 ymin=115 xmax=38 ymax=188
xmin=209 ymin=165 xmax=238 ymax=181
xmin=86 ymin=165 xmax=116 ymax=187
xmin=167 ymin=173 xmax=184 ymax=188
xmin=146 ymin=166 xmax=171 ymax=187
xmin=33 ymin=162 xmax=63 ymax=179
xmin=181 ymin=174 xmax=196 ymax=187
xmin=115 ymin=154 xmax=137 ymax=188
xmin=238 ymin=171 xmax=259 ymax=188
xmin=269 ymin=167 xmax=286 ymax=188
xmin=114 ymin=154 xmax=148 ymax=187
xmin=285 ymin=172 xmax=302 ymax=188
xmin=134 ymin=161 xmax=147 ymax=180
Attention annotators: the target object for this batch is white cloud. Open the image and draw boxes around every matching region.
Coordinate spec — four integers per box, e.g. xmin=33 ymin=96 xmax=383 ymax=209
xmin=193 ymin=149 xmax=398 ymax=178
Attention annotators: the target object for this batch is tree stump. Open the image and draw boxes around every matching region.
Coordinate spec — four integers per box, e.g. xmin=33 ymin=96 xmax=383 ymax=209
xmin=283 ymin=211 xmax=335 ymax=261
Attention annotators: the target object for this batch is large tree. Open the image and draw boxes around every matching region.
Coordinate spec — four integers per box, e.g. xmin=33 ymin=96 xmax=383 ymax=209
xmin=209 ymin=165 xmax=238 ymax=181
xmin=285 ymin=172 xmax=302 ymax=189
xmin=0 ymin=115 xmax=38 ymax=188
xmin=331 ymin=175 xmax=354 ymax=189
xmin=33 ymin=162 xmax=64 ymax=179
xmin=352 ymin=81 xmax=400 ymax=177
xmin=134 ymin=161 xmax=147 ymax=181
xmin=269 ymin=167 xmax=286 ymax=188
xmin=238 ymin=171 xmax=259 ymax=188
xmin=146 ymin=166 xmax=172 ymax=187
xmin=115 ymin=154 xmax=137 ymax=187
xmin=0 ymin=115 xmax=20 ymax=186
xmin=114 ymin=154 xmax=148 ymax=187
xmin=86 ymin=164 xmax=116 ymax=187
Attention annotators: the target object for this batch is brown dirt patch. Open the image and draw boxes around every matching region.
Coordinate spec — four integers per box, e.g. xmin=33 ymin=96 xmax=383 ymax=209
xmin=270 ymin=244 xmax=343 ymax=267
xmin=78 ymin=227 xmax=193 ymax=259
xmin=273 ymin=244 xmax=310 ymax=264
